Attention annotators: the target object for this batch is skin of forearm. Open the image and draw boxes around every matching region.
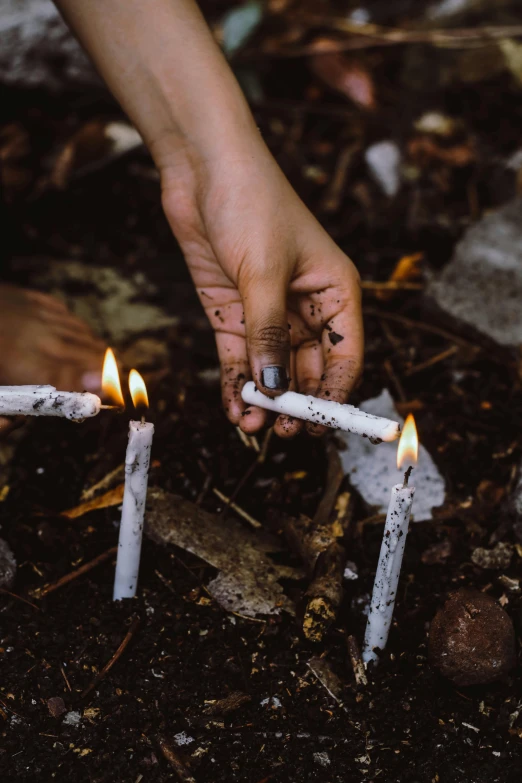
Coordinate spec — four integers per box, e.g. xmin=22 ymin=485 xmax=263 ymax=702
xmin=55 ymin=0 xmax=259 ymax=169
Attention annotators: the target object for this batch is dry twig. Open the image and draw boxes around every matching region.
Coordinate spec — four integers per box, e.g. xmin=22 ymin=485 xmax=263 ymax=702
xmin=405 ymin=345 xmax=459 ymax=376
xmin=347 ymin=635 xmax=368 ymax=687
xmin=31 ymin=546 xmax=117 ymax=599
xmin=0 ymin=588 xmax=39 ymax=611
xmin=364 ymin=307 xmax=479 ymax=350
xmin=212 ymin=488 xmax=262 ymax=529
xmin=81 ymin=616 xmax=140 ymax=699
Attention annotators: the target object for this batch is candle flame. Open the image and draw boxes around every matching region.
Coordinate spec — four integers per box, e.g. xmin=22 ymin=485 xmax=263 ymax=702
xmin=397 ymin=414 xmax=418 ymax=469
xmin=129 ymin=369 xmax=149 ymax=409
xmin=101 ymin=348 xmax=124 ymax=407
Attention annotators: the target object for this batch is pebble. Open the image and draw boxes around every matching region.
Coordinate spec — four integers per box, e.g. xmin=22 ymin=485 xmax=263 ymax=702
xmin=313 ymin=751 xmax=331 ymax=767
xmin=471 ymin=542 xmax=513 ymax=570
xmin=0 ymin=538 xmax=16 ymax=588
xmin=62 ymin=710 xmax=81 ymax=726
xmin=47 ymin=697 xmax=66 ymax=719
xmin=429 ymin=588 xmax=516 ymax=686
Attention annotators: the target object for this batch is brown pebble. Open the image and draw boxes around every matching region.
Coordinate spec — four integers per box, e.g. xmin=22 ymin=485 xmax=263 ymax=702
xmin=429 ymin=588 xmax=516 ymax=686
xmin=47 ymin=696 xmax=67 ymax=718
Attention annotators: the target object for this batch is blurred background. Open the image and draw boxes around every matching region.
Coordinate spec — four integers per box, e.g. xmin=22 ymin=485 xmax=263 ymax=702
xmin=2 ymin=0 xmax=522 ymax=285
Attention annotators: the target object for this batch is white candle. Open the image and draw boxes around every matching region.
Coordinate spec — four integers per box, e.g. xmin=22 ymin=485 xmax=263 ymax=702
xmin=113 ymin=420 xmax=154 ymax=600
xmin=113 ymin=369 xmax=153 ymax=601
xmin=241 ymin=381 xmax=400 ymax=442
xmin=0 ymin=385 xmax=100 ymax=420
xmin=362 ymin=477 xmax=415 ymax=664
xmin=362 ymin=414 xmax=419 ymax=664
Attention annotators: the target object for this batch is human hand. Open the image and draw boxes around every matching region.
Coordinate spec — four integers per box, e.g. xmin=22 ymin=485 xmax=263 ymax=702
xmin=53 ymin=0 xmax=362 ymax=436
xmin=161 ymin=141 xmax=363 ymax=438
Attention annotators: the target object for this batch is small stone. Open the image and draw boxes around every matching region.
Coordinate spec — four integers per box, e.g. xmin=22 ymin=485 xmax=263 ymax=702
xmin=429 ymin=588 xmax=516 ymax=686
xmin=47 ymin=697 xmax=66 ymax=718
xmin=62 ymin=710 xmax=81 ymax=726
xmin=0 ymin=538 xmax=16 ymax=588
xmin=471 ymin=542 xmax=513 ymax=570
xmin=313 ymin=751 xmax=331 ymax=767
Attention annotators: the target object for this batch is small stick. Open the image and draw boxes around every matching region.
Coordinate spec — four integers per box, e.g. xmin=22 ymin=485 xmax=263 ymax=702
xmin=213 ymin=488 xmax=262 ymax=529
xmin=321 ymin=143 xmax=359 ymax=213
xmin=60 ymin=666 xmax=72 ymax=692
xmin=81 ymin=616 xmax=140 ymax=699
xmin=347 ymin=635 xmax=368 ymax=687
xmin=100 ymin=405 xmax=125 ymax=411
xmin=158 ymin=736 xmax=197 ymax=783
xmin=31 ymin=546 xmax=117 ymax=598
xmin=80 ymin=463 xmax=125 ymax=502
xmin=0 ymin=587 xmax=40 ymax=611
xmin=405 ymin=345 xmax=459 ymax=376
xmin=236 ymin=426 xmax=260 ymax=452
xmin=364 ymin=308 xmax=479 ymax=350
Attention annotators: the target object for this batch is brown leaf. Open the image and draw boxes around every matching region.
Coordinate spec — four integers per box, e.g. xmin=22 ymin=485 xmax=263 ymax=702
xmin=62 ymin=484 xmax=124 ymax=519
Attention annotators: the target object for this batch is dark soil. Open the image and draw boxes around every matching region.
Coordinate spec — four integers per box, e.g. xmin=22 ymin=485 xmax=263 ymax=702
xmin=2 ymin=4 xmax=522 ymax=780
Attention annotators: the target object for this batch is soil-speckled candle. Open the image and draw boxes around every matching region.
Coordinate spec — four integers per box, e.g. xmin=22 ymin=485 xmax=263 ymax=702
xmin=241 ymin=382 xmax=399 ymax=443
xmin=113 ymin=419 xmax=154 ymax=600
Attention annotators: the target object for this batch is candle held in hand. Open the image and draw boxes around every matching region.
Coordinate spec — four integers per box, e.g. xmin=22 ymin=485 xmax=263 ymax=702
xmin=362 ymin=415 xmax=418 ymax=664
xmin=113 ymin=369 xmax=154 ymax=601
xmin=241 ymin=382 xmax=400 ymax=442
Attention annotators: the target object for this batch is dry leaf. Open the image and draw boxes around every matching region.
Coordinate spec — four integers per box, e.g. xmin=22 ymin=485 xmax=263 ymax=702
xmin=62 ymin=484 xmax=124 ymax=519
xmin=146 ymin=488 xmax=303 ymax=617
xmin=377 ymin=252 xmax=423 ymax=301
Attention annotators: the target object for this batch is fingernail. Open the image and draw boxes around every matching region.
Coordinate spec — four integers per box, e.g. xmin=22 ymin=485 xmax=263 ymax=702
xmin=81 ymin=371 xmax=102 ymax=392
xmin=261 ymin=366 xmax=288 ymax=391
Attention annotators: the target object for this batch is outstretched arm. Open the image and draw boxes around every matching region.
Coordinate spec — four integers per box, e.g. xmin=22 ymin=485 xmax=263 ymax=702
xmin=56 ymin=0 xmax=364 ymax=437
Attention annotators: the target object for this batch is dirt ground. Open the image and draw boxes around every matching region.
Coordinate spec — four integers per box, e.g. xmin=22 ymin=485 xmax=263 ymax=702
xmin=2 ymin=1 xmax=522 ymax=780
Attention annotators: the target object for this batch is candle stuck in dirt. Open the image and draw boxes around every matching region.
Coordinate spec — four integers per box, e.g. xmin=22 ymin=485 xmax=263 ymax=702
xmin=113 ymin=369 xmax=154 ymax=601
xmin=362 ymin=414 xmax=418 ymax=664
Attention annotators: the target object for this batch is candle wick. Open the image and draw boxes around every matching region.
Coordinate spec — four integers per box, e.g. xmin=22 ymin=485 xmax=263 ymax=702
xmin=403 ymin=465 xmax=413 ymax=487
xmin=141 ymin=414 xmax=146 ymax=425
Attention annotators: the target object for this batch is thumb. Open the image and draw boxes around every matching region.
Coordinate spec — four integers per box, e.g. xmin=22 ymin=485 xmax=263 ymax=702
xmin=241 ymin=270 xmax=291 ymax=396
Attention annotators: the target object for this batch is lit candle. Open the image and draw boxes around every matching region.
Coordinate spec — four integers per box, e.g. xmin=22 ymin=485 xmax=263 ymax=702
xmin=113 ymin=370 xmax=154 ymax=601
xmin=362 ymin=414 xmax=418 ymax=664
xmin=0 ymin=386 xmax=101 ymax=420
xmin=0 ymin=348 xmax=124 ymax=421
xmin=241 ymin=382 xmax=400 ymax=443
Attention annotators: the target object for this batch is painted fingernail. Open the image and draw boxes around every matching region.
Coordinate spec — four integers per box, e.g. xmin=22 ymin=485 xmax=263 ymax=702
xmin=261 ymin=366 xmax=288 ymax=391
xmin=81 ymin=371 xmax=102 ymax=392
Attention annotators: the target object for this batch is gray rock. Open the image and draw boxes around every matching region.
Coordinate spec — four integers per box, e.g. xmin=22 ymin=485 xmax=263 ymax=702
xmin=0 ymin=538 xmax=16 ymax=588
xmin=0 ymin=0 xmax=98 ymax=90
xmin=428 ymin=198 xmax=522 ymax=346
